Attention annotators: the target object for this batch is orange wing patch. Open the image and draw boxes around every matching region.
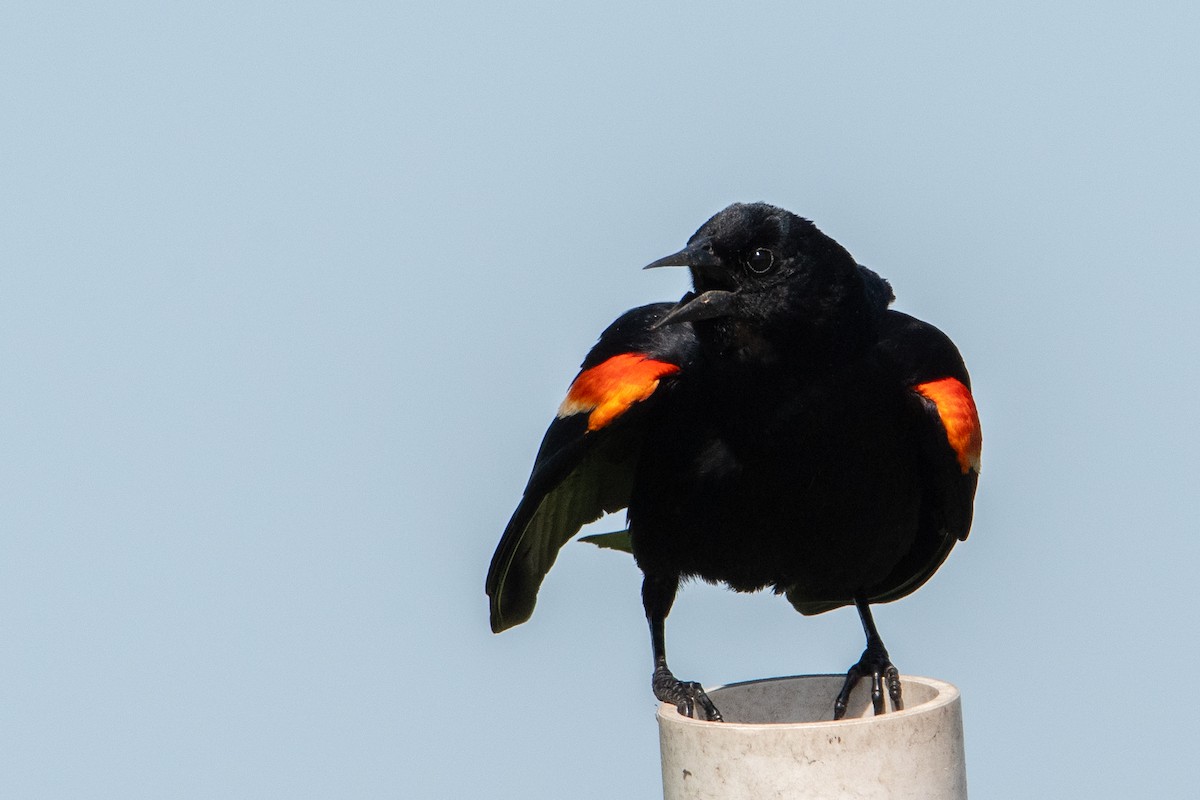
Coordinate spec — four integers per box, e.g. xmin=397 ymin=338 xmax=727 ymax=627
xmin=915 ymin=377 xmax=982 ymax=474
xmin=557 ymin=353 xmax=680 ymax=432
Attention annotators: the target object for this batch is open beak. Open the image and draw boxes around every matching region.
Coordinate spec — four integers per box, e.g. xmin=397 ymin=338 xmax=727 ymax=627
xmin=643 ymin=237 xmax=738 ymax=328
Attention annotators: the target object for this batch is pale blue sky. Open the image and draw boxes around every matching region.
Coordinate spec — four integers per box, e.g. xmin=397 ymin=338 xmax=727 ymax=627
xmin=3 ymin=2 xmax=1198 ymax=798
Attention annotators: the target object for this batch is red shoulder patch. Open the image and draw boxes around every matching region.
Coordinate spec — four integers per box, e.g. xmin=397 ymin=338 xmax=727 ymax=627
xmin=914 ymin=377 xmax=982 ymax=474
xmin=557 ymin=353 xmax=680 ymax=432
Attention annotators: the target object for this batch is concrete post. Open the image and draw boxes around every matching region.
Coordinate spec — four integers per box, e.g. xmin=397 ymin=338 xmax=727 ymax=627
xmin=657 ymin=675 xmax=966 ymax=799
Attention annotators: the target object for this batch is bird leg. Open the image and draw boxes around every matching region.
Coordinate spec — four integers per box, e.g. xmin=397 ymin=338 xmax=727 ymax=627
xmin=643 ymin=574 xmax=722 ymax=721
xmin=833 ymin=598 xmax=903 ymax=720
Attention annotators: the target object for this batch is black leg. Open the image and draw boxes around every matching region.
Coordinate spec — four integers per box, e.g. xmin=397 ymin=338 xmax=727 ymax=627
xmin=643 ymin=574 xmax=722 ymax=721
xmin=833 ymin=598 xmax=903 ymax=720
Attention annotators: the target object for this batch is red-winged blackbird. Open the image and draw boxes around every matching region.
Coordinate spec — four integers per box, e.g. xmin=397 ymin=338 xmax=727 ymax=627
xmin=487 ymin=203 xmax=980 ymax=720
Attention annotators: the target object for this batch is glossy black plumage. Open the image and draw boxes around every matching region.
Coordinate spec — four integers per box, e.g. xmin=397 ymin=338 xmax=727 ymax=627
xmin=486 ymin=203 xmax=980 ymax=720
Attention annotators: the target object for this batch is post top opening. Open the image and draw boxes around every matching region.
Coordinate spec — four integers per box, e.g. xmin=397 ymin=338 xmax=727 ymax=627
xmin=656 ymin=674 xmax=958 ymax=728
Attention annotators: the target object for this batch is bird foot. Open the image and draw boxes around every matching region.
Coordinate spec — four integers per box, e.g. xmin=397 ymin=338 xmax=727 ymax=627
xmin=653 ymin=665 xmax=723 ymax=721
xmin=833 ymin=644 xmax=903 ymax=720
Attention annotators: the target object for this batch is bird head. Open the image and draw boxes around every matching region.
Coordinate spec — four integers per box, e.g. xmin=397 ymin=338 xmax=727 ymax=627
xmin=645 ymin=203 xmax=886 ymax=331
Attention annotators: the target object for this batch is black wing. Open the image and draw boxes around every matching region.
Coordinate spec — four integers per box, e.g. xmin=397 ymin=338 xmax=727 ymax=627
xmin=486 ymin=304 xmax=698 ymax=632
xmin=866 ymin=310 xmax=981 ymax=605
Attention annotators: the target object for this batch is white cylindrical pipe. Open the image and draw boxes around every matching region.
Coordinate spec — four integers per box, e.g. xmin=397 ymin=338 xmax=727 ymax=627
xmin=657 ymin=675 xmax=966 ymax=800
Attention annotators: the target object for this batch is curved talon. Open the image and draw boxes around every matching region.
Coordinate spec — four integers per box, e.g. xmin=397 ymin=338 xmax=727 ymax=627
xmin=884 ymin=665 xmax=903 ymax=712
xmin=832 ymin=649 xmax=903 ymax=720
xmin=653 ymin=667 xmax=723 ymax=721
xmin=870 ymin=666 xmax=885 ymax=715
xmin=833 ymin=599 xmax=904 ymax=720
xmin=833 ymin=664 xmax=862 ymax=720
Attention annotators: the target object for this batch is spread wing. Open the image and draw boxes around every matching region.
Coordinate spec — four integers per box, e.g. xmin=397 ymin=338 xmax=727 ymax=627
xmin=486 ymin=304 xmax=698 ymax=633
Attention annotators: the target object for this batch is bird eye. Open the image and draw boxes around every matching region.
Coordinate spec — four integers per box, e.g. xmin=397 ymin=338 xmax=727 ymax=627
xmin=745 ymin=248 xmax=774 ymax=274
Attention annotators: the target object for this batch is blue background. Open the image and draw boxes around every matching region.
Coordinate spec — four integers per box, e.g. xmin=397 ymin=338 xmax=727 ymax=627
xmin=4 ymin=2 xmax=1197 ymax=797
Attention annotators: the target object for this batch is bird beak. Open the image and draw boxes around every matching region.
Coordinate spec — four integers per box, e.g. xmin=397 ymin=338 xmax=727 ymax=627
xmin=644 ymin=238 xmax=737 ymax=328
xmin=643 ymin=249 xmax=692 ymax=271
xmin=642 ymin=238 xmax=722 ymax=272
xmin=652 ymin=289 xmax=738 ymax=328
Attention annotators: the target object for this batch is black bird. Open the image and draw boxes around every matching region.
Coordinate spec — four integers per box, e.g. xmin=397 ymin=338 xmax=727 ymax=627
xmin=486 ymin=203 xmax=980 ymax=720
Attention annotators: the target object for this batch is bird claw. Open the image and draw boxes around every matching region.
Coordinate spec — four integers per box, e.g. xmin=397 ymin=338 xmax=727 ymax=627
xmin=653 ymin=665 xmax=723 ymax=721
xmin=833 ymin=648 xmax=903 ymax=720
